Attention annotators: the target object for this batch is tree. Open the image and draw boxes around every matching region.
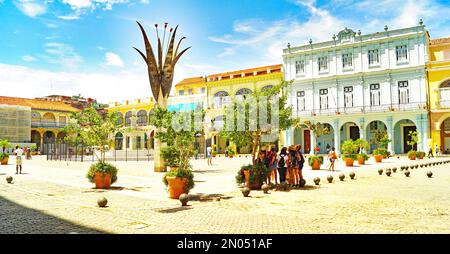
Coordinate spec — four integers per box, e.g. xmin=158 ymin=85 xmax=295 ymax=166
xmin=302 ymin=121 xmax=331 ymax=147
xmin=62 ymin=107 xmax=120 ymax=163
xmin=354 ymin=138 xmax=369 ymax=153
xmin=371 ymin=129 xmax=391 ymax=149
xmin=219 ymin=80 xmax=299 ymax=165
xmin=407 ymin=130 xmax=419 ymax=151
xmin=0 ymin=139 xmax=11 ymax=152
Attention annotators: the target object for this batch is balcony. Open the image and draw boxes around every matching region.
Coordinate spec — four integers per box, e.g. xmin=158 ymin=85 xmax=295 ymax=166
xmin=295 ymin=102 xmax=426 ymax=117
xmin=31 ymin=121 xmax=68 ymax=128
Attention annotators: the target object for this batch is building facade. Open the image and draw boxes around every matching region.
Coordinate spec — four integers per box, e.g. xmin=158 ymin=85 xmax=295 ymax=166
xmin=426 ymin=37 xmax=450 ymax=154
xmin=0 ymin=96 xmax=80 ymax=151
xmin=283 ymin=24 xmax=429 ymax=154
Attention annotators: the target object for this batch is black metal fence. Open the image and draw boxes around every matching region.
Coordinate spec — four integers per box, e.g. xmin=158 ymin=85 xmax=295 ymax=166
xmin=44 ymin=142 xmax=206 ymax=162
xmin=44 ymin=142 xmax=154 ymax=162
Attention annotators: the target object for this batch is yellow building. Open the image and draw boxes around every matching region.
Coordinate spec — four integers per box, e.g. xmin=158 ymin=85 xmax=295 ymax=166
xmin=0 ymin=96 xmax=80 ymax=151
xmin=206 ymin=64 xmax=283 ymax=154
xmin=426 ymin=37 xmax=450 ymax=153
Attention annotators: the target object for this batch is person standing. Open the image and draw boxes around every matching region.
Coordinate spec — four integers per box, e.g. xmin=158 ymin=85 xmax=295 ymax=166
xmin=14 ymin=145 xmax=24 ymax=174
xmin=328 ymin=147 xmax=337 ymax=172
xmin=268 ymin=147 xmax=278 ymax=185
xmin=287 ymin=146 xmax=298 ymax=187
xmin=296 ymin=145 xmax=305 ymax=182
xmin=428 ymin=145 xmax=434 ymax=157
xmin=277 ymin=147 xmax=288 ymax=183
xmin=206 ymin=145 xmax=213 ymax=166
xmin=435 ymin=145 xmax=440 ymax=157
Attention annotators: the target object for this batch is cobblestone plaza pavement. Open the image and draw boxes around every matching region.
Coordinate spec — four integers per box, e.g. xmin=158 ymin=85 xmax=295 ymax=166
xmin=0 ymin=156 xmax=449 ymax=233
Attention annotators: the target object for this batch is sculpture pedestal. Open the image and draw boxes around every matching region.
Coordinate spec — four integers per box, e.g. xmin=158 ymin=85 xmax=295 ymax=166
xmin=154 ymin=138 xmax=167 ymax=172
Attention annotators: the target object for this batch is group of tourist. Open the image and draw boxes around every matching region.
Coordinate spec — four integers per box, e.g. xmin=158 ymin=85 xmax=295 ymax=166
xmin=255 ymin=145 xmax=306 ymax=187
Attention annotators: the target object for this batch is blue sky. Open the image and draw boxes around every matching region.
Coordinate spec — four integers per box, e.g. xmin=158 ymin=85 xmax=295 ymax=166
xmin=1 ymin=0 xmax=450 ymax=103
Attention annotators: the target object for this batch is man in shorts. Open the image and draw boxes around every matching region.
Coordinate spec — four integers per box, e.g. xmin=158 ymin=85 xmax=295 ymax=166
xmin=14 ymin=145 xmax=24 ymax=174
xmin=206 ymin=145 xmax=213 ymax=166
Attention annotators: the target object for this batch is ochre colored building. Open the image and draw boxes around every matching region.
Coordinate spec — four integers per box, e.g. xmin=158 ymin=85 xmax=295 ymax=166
xmin=426 ymin=37 xmax=450 ymax=153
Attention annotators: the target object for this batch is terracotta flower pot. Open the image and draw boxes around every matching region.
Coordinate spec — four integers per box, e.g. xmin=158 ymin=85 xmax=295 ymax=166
xmin=166 ymin=176 xmax=188 ymax=199
xmin=1 ymin=157 xmax=8 ymax=165
xmin=409 ymin=154 xmax=416 ymax=160
xmin=344 ymin=158 xmax=354 ymax=167
xmin=357 ymin=157 xmax=365 ymax=165
xmin=374 ymin=155 xmax=383 ymax=163
xmin=228 ymin=155 xmax=234 ymax=158
xmin=94 ymin=172 xmax=112 ymax=189
xmin=311 ymin=160 xmax=321 ymax=170
xmin=243 ymin=170 xmax=250 ymax=188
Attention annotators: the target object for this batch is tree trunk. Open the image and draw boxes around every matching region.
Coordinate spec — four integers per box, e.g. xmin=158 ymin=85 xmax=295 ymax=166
xmin=154 ymin=129 xmax=167 ymax=172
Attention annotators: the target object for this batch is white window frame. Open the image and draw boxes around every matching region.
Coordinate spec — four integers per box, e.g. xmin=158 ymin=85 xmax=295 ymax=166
xmin=342 ymin=53 xmax=353 ymax=70
xmin=297 ymin=91 xmax=305 ymax=111
xmin=398 ymin=81 xmax=410 ymax=104
xmin=396 ymin=45 xmax=408 ymax=63
xmin=370 ymin=83 xmax=381 ymax=106
xmin=344 ymin=86 xmax=354 ymax=108
xmin=319 ymin=89 xmax=329 ymax=109
xmin=368 ymin=49 xmax=380 ymax=66
xmin=318 ymin=56 xmax=328 ymax=73
xmin=295 ymin=60 xmax=305 ymax=75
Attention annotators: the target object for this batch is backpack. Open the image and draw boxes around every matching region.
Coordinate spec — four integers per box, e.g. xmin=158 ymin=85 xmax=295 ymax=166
xmin=278 ymin=154 xmax=286 ymax=168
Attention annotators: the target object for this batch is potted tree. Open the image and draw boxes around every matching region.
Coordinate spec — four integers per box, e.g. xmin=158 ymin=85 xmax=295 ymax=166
xmin=355 ymin=139 xmax=370 ymax=165
xmin=371 ymin=129 xmax=392 ymax=158
xmin=308 ymin=155 xmax=324 ymax=170
xmin=342 ymin=140 xmax=358 ymax=167
xmin=236 ymin=163 xmax=271 ymax=190
xmin=373 ymin=148 xmax=387 ymax=163
xmin=155 ymin=108 xmax=202 ymax=199
xmin=227 ymin=146 xmax=236 ymax=158
xmin=63 ymin=107 xmax=121 ymax=189
xmin=407 ymin=130 xmax=419 ymax=160
xmin=416 ymin=151 xmax=425 ymax=159
xmin=220 ymin=81 xmax=299 ymax=186
xmin=0 ymin=139 xmax=11 ymax=165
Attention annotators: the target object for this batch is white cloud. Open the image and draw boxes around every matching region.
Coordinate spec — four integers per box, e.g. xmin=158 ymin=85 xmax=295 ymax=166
xmin=21 ymin=55 xmax=37 ymax=62
xmin=104 ymin=52 xmax=124 ymax=67
xmin=14 ymin=0 xmax=47 ymax=18
xmin=41 ymin=42 xmax=83 ymax=70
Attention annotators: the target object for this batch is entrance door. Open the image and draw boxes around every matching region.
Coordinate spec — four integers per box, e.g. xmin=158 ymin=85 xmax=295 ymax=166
xmin=349 ymin=126 xmax=360 ymax=140
xmin=303 ymin=130 xmax=311 ymax=153
xmin=403 ymin=126 xmax=417 ymax=153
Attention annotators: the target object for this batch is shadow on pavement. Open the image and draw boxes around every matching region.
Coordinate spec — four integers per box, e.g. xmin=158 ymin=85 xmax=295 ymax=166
xmin=0 ymin=195 xmax=104 ymax=234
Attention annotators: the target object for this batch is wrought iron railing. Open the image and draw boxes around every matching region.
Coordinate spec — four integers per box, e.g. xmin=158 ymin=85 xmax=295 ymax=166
xmin=31 ymin=122 xmax=68 ymax=128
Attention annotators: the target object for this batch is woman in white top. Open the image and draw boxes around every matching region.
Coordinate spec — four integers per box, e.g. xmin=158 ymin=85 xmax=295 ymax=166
xmin=14 ymin=145 xmax=24 ymax=174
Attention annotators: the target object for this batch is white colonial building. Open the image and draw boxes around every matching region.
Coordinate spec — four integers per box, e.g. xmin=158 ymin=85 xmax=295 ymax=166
xmin=283 ymin=22 xmax=430 ymax=154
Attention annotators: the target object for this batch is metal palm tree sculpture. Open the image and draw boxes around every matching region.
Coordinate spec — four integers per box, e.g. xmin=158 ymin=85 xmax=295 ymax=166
xmin=133 ymin=21 xmax=190 ymax=107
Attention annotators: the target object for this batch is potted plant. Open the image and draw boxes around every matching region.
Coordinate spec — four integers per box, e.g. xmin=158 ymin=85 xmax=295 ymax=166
xmin=0 ymin=139 xmax=11 ymax=165
xmin=87 ymin=162 xmax=118 ymax=189
xmin=416 ymin=151 xmax=425 ymax=159
xmin=155 ymin=108 xmax=202 ymax=199
xmin=357 ymin=153 xmax=369 ymax=165
xmin=63 ymin=107 xmax=121 ymax=189
xmin=342 ymin=140 xmax=359 ymax=167
xmin=30 ymin=145 xmax=38 ymax=155
xmin=370 ymin=130 xmax=392 ymax=158
xmin=308 ymin=155 xmax=324 ymax=170
xmin=227 ymin=146 xmax=236 ymax=158
xmin=236 ymin=163 xmax=271 ymax=190
xmin=407 ymin=150 xmax=416 ymax=160
xmin=373 ymin=148 xmax=387 ymax=163
xmin=354 ymin=139 xmax=370 ymax=165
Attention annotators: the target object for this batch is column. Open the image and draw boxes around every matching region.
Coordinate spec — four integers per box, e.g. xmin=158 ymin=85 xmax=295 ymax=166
xmin=416 ymin=114 xmax=424 ymax=151
xmin=421 ymin=114 xmax=429 ymax=152
xmin=310 ymin=130 xmax=316 ymax=155
xmin=386 ymin=116 xmax=394 ymax=154
xmin=284 ymin=127 xmax=292 ymax=147
xmin=333 ymin=119 xmax=340 ymax=154
xmin=359 ymin=117 xmax=365 ymax=140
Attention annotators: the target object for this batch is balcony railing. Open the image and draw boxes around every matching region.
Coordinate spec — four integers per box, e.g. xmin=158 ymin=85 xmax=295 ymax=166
xmin=295 ymin=102 xmax=426 ymax=117
xmin=31 ymin=122 xmax=68 ymax=128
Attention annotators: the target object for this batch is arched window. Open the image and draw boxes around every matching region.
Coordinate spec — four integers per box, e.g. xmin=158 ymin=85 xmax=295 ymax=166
xmin=137 ymin=110 xmax=147 ymax=126
xmin=213 ymin=91 xmax=229 ymax=109
xmin=124 ymin=111 xmax=132 ymax=126
xmin=148 ymin=109 xmax=155 ymax=125
xmin=235 ymin=88 xmax=252 ymax=96
xmin=440 ymin=80 xmax=450 ymax=107
xmin=261 ymin=85 xmax=273 ymax=92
